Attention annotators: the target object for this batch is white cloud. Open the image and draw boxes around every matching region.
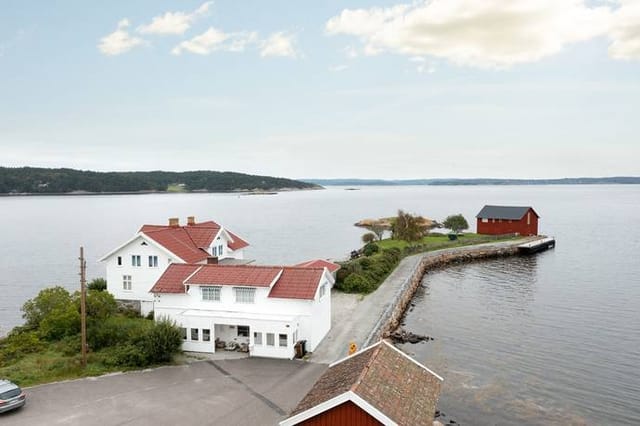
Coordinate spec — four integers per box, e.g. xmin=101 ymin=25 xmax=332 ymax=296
xmin=260 ymin=32 xmax=298 ymax=58
xmin=609 ymin=0 xmax=640 ymax=59
xmin=171 ymin=27 xmax=258 ymax=55
xmin=329 ymin=64 xmax=348 ymax=72
xmin=137 ymin=1 xmax=212 ymax=35
xmin=98 ymin=19 xmax=145 ymax=56
xmin=409 ymin=56 xmax=435 ymax=73
xmin=326 ymin=0 xmax=612 ymax=68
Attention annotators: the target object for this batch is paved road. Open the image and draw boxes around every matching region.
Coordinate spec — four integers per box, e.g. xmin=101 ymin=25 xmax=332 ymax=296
xmin=0 ymin=358 xmax=326 ymax=426
xmin=311 ymin=238 xmax=532 ymax=364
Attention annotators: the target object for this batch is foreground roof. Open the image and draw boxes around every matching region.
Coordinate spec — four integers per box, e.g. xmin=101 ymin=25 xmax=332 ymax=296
xmin=476 ymin=205 xmax=539 ymax=220
xmin=283 ymin=340 xmax=443 ymax=426
xmin=139 ymin=220 xmax=249 ymax=263
xmin=150 ymin=264 xmax=326 ymax=300
xmin=294 ymin=259 xmax=341 ymax=273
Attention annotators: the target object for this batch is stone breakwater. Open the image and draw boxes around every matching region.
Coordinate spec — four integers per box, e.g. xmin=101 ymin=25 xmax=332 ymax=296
xmin=363 ymin=240 xmax=535 ymax=347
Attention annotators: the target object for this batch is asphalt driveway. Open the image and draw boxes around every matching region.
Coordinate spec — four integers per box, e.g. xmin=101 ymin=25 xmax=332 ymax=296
xmin=0 ymin=358 xmax=327 ymax=426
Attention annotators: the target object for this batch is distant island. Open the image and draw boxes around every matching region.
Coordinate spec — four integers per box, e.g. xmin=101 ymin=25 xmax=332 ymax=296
xmin=304 ymin=177 xmax=640 ymax=186
xmin=0 ymin=167 xmax=321 ymax=195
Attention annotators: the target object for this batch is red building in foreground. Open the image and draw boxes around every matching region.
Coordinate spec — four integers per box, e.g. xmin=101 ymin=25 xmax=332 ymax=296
xmin=476 ymin=205 xmax=539 ymax=236
xmin=280 ymin=340 xmax=443 ymax=426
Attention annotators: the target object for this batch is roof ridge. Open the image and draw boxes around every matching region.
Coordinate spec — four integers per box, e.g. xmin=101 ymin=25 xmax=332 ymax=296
xmin=350 ymin=343 xmax=383 ymax=394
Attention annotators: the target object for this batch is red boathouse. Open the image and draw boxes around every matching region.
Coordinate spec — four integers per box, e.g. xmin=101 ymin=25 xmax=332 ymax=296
xmin=476 ymin=205 xmax=539 ymax=236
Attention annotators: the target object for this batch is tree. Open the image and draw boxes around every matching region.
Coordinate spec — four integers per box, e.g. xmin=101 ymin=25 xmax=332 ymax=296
xmin=443 ymin=214 xmax=469 ymax=234
xmin=87 ymin=278 xmax=107 ymax=291
xmin=22 ymin=286 xmax=74 ymax=330
xmin=362 ymin=232 xmax=376 ymax=244
xmin=392 ymin=210 xmax=423 ymax=242
xmin=369 ymin=223 xmax=385 ymax=241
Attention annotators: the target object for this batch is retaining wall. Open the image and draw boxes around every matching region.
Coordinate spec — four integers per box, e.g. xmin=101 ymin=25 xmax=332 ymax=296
xmin=363 ymin=243 xmax=520 ymax=347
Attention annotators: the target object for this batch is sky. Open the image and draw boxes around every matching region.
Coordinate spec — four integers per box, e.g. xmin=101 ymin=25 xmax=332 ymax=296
xmin=1 ymin=0 xmax=639 ymax=179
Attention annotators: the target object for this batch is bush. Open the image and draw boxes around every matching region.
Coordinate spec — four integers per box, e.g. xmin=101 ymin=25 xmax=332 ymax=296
xmin=341 ymin=273 xmax=376 ymax=293
xmin=362 ymin=243 xmax=380 ymax=257
xmin=22 ymin=286 xmax=74 ymax=330
xmin=88 ymin=316 xmax=152 ymax=351
xmin=39 ymin=304 xmax=80 ymax=341
xmin=145 ymin=310 xmax=155 ymax=320
xmin=141 ymin=318 xmax=183 ymax=363
xmin=83 ymin=290 xmax=118 ymax=321
xmin=0 ymin=331 xmax=45 ymax=362
xmin=102 ymin=345 xmax=148 ymax=367
xmin=87 ymin=278 xmax=107 ymax=291
xmin=361 ymin=232 xmax=376 ymax=244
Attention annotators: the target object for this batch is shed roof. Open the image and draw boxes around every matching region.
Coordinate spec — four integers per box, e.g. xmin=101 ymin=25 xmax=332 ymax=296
xmin=476 ymin=205 xmax=539 ymax=220
xmin=286 ymin=340 xmax=443 ymax=426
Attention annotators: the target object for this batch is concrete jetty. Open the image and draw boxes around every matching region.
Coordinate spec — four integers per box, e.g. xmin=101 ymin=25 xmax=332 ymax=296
xmin=310 ymin=237 xmax=544 ymax=364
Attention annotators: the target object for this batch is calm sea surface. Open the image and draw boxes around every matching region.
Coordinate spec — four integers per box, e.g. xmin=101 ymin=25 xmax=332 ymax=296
xmin=1 ymin=185 xmax=639 ymax=424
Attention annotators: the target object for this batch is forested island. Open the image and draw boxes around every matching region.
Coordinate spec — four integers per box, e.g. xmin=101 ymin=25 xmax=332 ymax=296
xmin=305 ymin=177 xmax=640 ymax=186
xmin=0 ymin=167 xmax=321 ymax=195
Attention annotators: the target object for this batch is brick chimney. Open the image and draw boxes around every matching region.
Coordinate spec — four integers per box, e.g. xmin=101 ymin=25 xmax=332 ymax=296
xmin=187 ymin=216 xmax=196 ymax=226
xmin=207 ymin=256 xmax=218 ymax=265
xmin=168 ymin=217 xmax=179 ymax=227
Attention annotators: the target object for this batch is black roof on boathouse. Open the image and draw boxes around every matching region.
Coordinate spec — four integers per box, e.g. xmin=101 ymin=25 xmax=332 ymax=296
xmin=476 ymin=205 xmax=539 ymax=220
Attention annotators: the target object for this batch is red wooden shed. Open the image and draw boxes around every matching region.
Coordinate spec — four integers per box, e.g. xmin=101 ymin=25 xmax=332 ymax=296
xmin=476 ymin=205 xmax=539 ymax=236
xmin=280 ymin=340 xmax=443 ymax=426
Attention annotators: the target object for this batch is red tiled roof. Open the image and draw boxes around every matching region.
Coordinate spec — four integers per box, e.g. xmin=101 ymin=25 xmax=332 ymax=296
xmin=186 ymin=265 xmax=282 ymax=287
xmin=139 ymin=220 xmax=247 ymax=263
xmin=227 ymin=230 xmax=250 ymax=250
xmin=294 ymin=259 xmax=341 ymax=273
xmin=150 ymin=264 xmax=325 ymax=299
xmin=269 ymin=267 xmax=325 ymax=300
xmin=289 ymin=341 xmax=443 ymax=425
xmin=150 ymin=264 xmax=200 ymax=293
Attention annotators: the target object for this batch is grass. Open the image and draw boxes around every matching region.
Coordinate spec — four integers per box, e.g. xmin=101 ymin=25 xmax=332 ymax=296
xmin=375 ymin=232 xmax=517 ymax=251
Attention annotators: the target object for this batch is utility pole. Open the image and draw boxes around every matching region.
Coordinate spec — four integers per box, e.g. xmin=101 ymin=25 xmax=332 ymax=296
xmin=79 ymin=246 xmax=87 ymax=368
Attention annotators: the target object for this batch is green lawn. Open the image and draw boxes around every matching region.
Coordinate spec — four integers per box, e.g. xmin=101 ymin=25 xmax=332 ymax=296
xmin=375 ymin=232 xmax=517 ymax=251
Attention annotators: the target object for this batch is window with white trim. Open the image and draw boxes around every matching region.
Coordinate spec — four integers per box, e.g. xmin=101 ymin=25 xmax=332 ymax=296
xmin=181 ymin=328 xmax=187 ymax=340
xmin=201 ymin=286 xmax=221 ymax=302
xmin=279 ymin=334 xmax=288 ymax=347
xmin=234 ymin=287 xmax=256 ymax=304
xmin=237 ymin=326 xmax=249 ymax=337
xmin=266 ymin=333 xmax=275 ymax=346
xmin=131 ymin=255 xmax=141 ymax=267
xmin=319 ymin=283 xmax=327 ymax=298
xmin=191 ymin=328 xmax=199 ymax=341
xmin=202 ymin=329 xmax=211 ymax=342
xmin=218 ymin=244 xmax=224 ymax=256
xmin=122 ymin=275 xmax=132 ymax=291
xmin=117 ymin=256 xmax=122 ymax=266
xmin=254 ymin=332 xmax=262 ymax=345
xmin=148 ymin=255 xmax=158 ymax=268
xmin=212 ymin=246 xmax=217 ymax=256
xmin=482 ymin=218 xmax=488 ymax=223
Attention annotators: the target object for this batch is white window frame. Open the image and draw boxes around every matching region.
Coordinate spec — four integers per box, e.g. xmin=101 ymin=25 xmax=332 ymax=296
xmin=266 ymin=333 xmax=275 ymax=346
xmin=148 ymin=255 xmax=158 ymax=268
xmin=218 ymin=244 xmax=224 ymax=256
xmin=482 ymin=218 xmax=488 ymax=223
xmin=191 ymin=328 xmax=199 ymax=341
xmin=319 ymin=283 xmax=326 ymax=298
xmin=254 ymin=332 xmax=262 ymax=345
xmin=117 ymin=256 xmax=122 ymax=267
xmin=201 ymin=286 xmax=221 ymax=302
xmin=279 ymin=333 xmax=288 ymax=347
xmin=131 ymin=255 xmax=141 ymax=267
xmin=234 ymin=287 xmax=256 ymax=304
xmin=122 ymin=275 xmax=132 ymax=291
xmin=202 ymin=329 xmax=211 ymax=342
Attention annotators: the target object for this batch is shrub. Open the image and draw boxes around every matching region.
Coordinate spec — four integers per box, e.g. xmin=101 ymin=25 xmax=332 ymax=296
xmin=361 ymin=232 xmax=376 ymax=244
xmin=87 ymin=278 xmax=107 ymax=292
xmin=145 ymin=310 xmax=155 ymax=320
xmin=57 ymin=335 xmax=82 ymax=357
xmin=141 ymin=318 xmax=183 ymax=363
xmin=39 ymin=304 xmax=80 ymax=341
xmin=81 ymin=290 xmax=118 ymax=322
xmin=362 ymin=243 xmax=379 ymax=257
xmin=0 ymin=331 xmax=45 ymax=362
xmin=102 ymin=345 xmax=148 ymax=367
xmin=88 ymin=316 xmax=152 ymax=351
xmin=342 ymin=273 xmax=376 ymax=293
xmin=22 ymin=286 xmax=74 ymax=330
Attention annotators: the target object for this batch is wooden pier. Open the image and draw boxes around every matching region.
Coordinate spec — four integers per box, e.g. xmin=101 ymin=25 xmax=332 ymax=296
xmin=518 ymin=237 xmax=555 ymax=254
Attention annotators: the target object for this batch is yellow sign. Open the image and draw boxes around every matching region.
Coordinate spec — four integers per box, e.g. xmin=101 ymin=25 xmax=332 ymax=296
xmin=349 ymin=342 xmax=357 ymax=355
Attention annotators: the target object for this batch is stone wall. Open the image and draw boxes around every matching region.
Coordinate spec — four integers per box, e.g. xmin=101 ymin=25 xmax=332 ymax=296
xmin=364 ymin=244 xmax=519 ymax=347
xmin=116 ymin=299 xmax=141 ymax=314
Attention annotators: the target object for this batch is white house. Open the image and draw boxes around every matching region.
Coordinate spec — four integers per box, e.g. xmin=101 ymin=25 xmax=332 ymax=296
xmin=99 ymin=217 xmax=249 ymax=316
xmin=150 ymin=263 xmax=333 ymax=359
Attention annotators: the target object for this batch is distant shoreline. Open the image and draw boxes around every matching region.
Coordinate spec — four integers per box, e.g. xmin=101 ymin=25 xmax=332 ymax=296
xmin=0 ymin=187 xmax=322 ymax=197
xmin=304 ymin=177 xmax=640 ymax=186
